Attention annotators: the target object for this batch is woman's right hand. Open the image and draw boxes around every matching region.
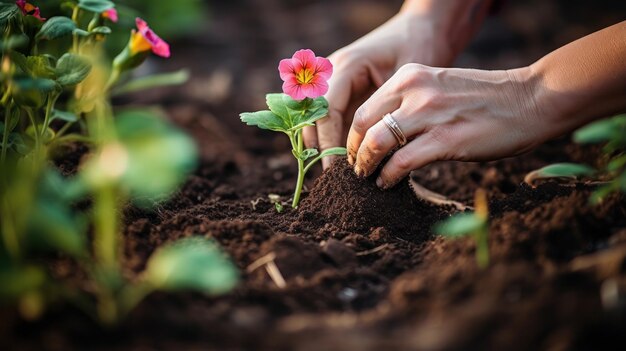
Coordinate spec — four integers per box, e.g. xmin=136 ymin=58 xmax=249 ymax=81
xmin=305 ymin=0 xmax=494 ymax=168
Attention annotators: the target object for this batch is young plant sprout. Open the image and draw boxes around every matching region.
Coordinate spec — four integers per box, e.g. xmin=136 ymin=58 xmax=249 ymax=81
xmin=240 ymin=49 xmax=347 ymax=208
xmin=524 ymin=114 xmax=626 ymax=203
xmin=435 ymin=189 xmax=490 ymax=268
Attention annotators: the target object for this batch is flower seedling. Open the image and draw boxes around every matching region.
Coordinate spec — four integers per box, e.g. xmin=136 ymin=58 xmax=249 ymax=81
xmin=240 ymin=49 xmax=347 ymax=208
xmin=435 ymin=189 xmax=490 ymax=268
xmin=524 ymin=114 xmax=626 ymax=203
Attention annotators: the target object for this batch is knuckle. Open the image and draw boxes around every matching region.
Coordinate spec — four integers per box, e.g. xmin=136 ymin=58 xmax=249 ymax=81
xmin=353 ymin=106 xmax=369 ymax=132
xmin=364 ymin=128 xmax=386 ymax=154
xmin=392 ymin=149 xmax=414 ymax=172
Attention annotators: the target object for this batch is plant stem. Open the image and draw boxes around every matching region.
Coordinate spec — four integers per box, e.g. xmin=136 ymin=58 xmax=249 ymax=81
xmin=105 ymin=67 xmax=121 ymax=92
xmin=94 ymin=184 xmax=118 ymax=269
xmin=475 ymin=226 xmax=489 ymax=268
xmin=26 ymin=109 xmax=41 ymax=155
xmin=41 ymin=93 xmax=58 ymax=141
xmin=71 ymin=7 xmax=81 ymax=53
xmin=1 ymin=107 xmax=10 ymax=164
xmin=291 ymin=129 xmax=305 ymax=208
xmin=0 ymin=196 xmax=20 ymax=260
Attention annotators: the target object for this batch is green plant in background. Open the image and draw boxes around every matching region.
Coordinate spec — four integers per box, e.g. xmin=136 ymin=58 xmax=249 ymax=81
xmin=241 ymin=49 xmax=347 ymax=208
xmin=0 ymin=0 xmax=237 ymax=325
xmin=524 ymin=114 xmax=626 ymax=203
xmin=435 ymin=189 xmax=490 ymax=268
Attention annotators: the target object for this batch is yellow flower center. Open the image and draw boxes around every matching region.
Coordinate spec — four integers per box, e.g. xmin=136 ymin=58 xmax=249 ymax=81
xmin=295 ymin=68 xmax=314 ymax=85
xmin=129 ymin=31 xmax=152 ymax=54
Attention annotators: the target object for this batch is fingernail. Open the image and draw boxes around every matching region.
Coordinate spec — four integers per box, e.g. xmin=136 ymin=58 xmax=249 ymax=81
xmin=354 ymin=165 xmax=361 ymax=177
xmin=348 ymin=154 xmax=354 ymax=165
xmin=376 ymin=177 xmax=384 ymax=189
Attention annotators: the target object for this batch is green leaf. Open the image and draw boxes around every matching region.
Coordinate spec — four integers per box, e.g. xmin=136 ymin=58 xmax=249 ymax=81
xmin=434 ymin=213 xmax=485 ymax=238
xmin=299 ymin=148 xmax=319 ymax=161
xmin=0 ymin=34 xmax=28 ymax=51
xmin=318 ymin=147 xmax=348 ymax=158
xmin=51 ymin=109 xmax=78 ymax=123
xmin=264 ymin=94 xmax=330 ymax=132
xmin=27 ymin=200 xmax=86 ymax=257
xmin=531 ymin=163 xmax=595 ymax=179
xmin=112 ymin=69 xmax=190 ymax=96
xmin=90 ymin=26 xmax=111 ymax=35
xmin=11 ymin=78 xmax=58 ymax=108
xmin=78 ymin=0 xmax=115 ymax=13
xmin=240 ymin=110 xmax=289 ymax=132
xmin=0 ymin=3 xmax=19 ymax=29
xmin=608 ymin=155 xmax=626 ymax=173
xmin=143 ymin=237 xmax=238 ymax=294
xmin=55 ymin=53 xmax=92 ymax=86
xmin=26 ymin=56 xmax=56 ymax=79
xmin=82 ymin=110 xmax=198 ymax=206
xmin=36 ymin=17 xmax=77 ymax=41
xmin=574 ymin=116 xmax=626 ymax=144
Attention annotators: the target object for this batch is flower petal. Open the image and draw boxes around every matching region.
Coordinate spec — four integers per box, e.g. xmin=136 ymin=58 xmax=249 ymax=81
xmin=292 ymin=49 xmax=315 ymax=71
xmin=301 ymin=79 xmax=329 ymax=99
xmin=314 ymin=56 xmax=333 ymax=81
xmin=283 ymin=77 xmax=305 ymax=100
xmin=136 ymin=17 xmax=149 ymax=32
xmin=278 ymin=58 xmax=295 ymax=81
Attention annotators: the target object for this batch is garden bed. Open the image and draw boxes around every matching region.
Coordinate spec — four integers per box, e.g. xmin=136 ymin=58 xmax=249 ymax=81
xmin=2 ymin=0 xmax=626 ymax=350
xmin=3 ymin=106 xmax=626 ymax=350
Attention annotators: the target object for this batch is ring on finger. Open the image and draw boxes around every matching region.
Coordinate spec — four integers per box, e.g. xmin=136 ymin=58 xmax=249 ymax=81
xmin=382 ymin=113 xmax=407 ymax=147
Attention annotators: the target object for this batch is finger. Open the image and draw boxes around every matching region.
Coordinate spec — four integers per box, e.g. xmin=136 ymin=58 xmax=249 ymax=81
xmin=319 ymin=73 xmax=352 ymax=169
xmin=355 ymin=105 xmax=429 ymax=177
xmin=346 ymin=84 xmax=400 ymax=169
xmin=376 ymin=134 xmax=443 ymax=189
xmin=353 ymin=117 xmax=397 ymax=177
xmin=303 ymin=125 xmax=318 ymax=149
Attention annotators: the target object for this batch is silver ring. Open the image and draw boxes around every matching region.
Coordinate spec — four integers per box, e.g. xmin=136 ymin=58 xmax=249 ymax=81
xmin=382 ymin=113 xmax=407 ymax=147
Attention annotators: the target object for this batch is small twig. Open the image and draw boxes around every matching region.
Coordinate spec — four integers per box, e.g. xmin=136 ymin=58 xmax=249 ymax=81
xmin=265 ymin=261 xmax=287 ymax=289
xmin=356 ymin=244 xmax=389 ymax=256
xmin=246 ymin=252 xmax=276 ymax=273
xmin=246 ymin=252 xmax=287 ymax=288
xmin=409 ymin=179 xmax=471 ymax=211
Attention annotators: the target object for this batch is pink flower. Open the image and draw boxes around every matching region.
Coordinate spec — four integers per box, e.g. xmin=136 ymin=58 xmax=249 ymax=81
xmin=278 ymin=49 xmax=332 ymax=100
xmin=130 ymin=18 xmax=170 ymax=58
xmin=102 ymin=8 xmax=118 ymax=23
xmin=16 ymin=0 xmax=45 ymax=21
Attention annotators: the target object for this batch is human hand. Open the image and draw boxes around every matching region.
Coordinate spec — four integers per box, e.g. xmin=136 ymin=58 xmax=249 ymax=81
xmin=347 ymin=63 xmax=561 ymax=189
xmin=304 ymin=11 xmax=454 ymax=168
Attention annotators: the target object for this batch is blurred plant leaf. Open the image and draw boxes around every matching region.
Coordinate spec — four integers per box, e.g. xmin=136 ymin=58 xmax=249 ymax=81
xmin=36 ymin=17 xmax=77 ymax=41
xmin=26 ymin=169 xmax=86 ymax=257
xmin=574 ymin=115 xmax=626 ymax=144
xmin=143 ymin=237 xmax=238 ymax=294
xmin=435 ymin=212 xmax=485 ymax=238
xmin=0 ymin=265 xmax=46 ymax=299
xmin=78 ymin=0 xmax=115 ymax=13
xmin=318 ymin=147 xmax=348 ymax=158
xmin=525 ymin=163 xmax=595 ymax=186
xmin=55 ymin=53 xmax=92 ymax=86
xmin=11 ymin=78 xmax=58 ymax=108
xmin=90 ymin=26 xmax=111 ymax=35
xmin=0 ymin=34 xmax=28 ymax=51
xmin=51 ymin=109 xmax=78 ymax=123
xmin=26 ymin=55 xmax=56 ymax=79
xmin=112 ymin=69 xmax=190 ymax=96
xmin=0 ymin=3 xmax=19 ymax=30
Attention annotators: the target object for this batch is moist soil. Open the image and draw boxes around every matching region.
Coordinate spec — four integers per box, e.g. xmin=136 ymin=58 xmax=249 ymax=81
xmin=3 ymin=1 xmax=626 ymax=349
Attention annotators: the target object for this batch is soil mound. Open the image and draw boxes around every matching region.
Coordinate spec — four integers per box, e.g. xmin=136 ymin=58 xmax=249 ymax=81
xmin=299 ymin=158 xmax=448 ymax=242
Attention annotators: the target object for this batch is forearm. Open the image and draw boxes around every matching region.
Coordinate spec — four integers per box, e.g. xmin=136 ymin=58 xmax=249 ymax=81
xmin=401 ymin=0 xmax=494 ymax=65
xmin=531 ymin=21 xmax=626 ymax=134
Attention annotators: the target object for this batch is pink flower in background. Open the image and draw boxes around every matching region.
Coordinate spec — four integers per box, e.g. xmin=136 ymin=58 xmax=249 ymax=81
xmin=16 ymin=0 xmax=45 ymax=21
xmin=102 ymin=8 xmax=118 ymax=23
xmin=130 ymin=18 xmax=170 ymax=58
xmin=278 ymin=49 xmax=332 ymax=100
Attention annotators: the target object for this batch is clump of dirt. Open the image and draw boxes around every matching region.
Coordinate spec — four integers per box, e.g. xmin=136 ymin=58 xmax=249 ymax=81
xmin=299 ymin=158 xmax=448 ymax=243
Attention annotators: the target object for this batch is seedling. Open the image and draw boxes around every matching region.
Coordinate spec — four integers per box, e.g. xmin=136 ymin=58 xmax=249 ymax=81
xmin=524 ymin=114 xmax=626 ymax=203
xmin=435 ymin=189 xmax=490 ymax=268
xmin=240 ymin=49 xmax=347 ymax=208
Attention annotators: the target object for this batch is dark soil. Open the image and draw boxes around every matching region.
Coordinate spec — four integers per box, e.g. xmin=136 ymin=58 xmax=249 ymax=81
xmin=3 ymin=0 xmax=626 ymax=350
